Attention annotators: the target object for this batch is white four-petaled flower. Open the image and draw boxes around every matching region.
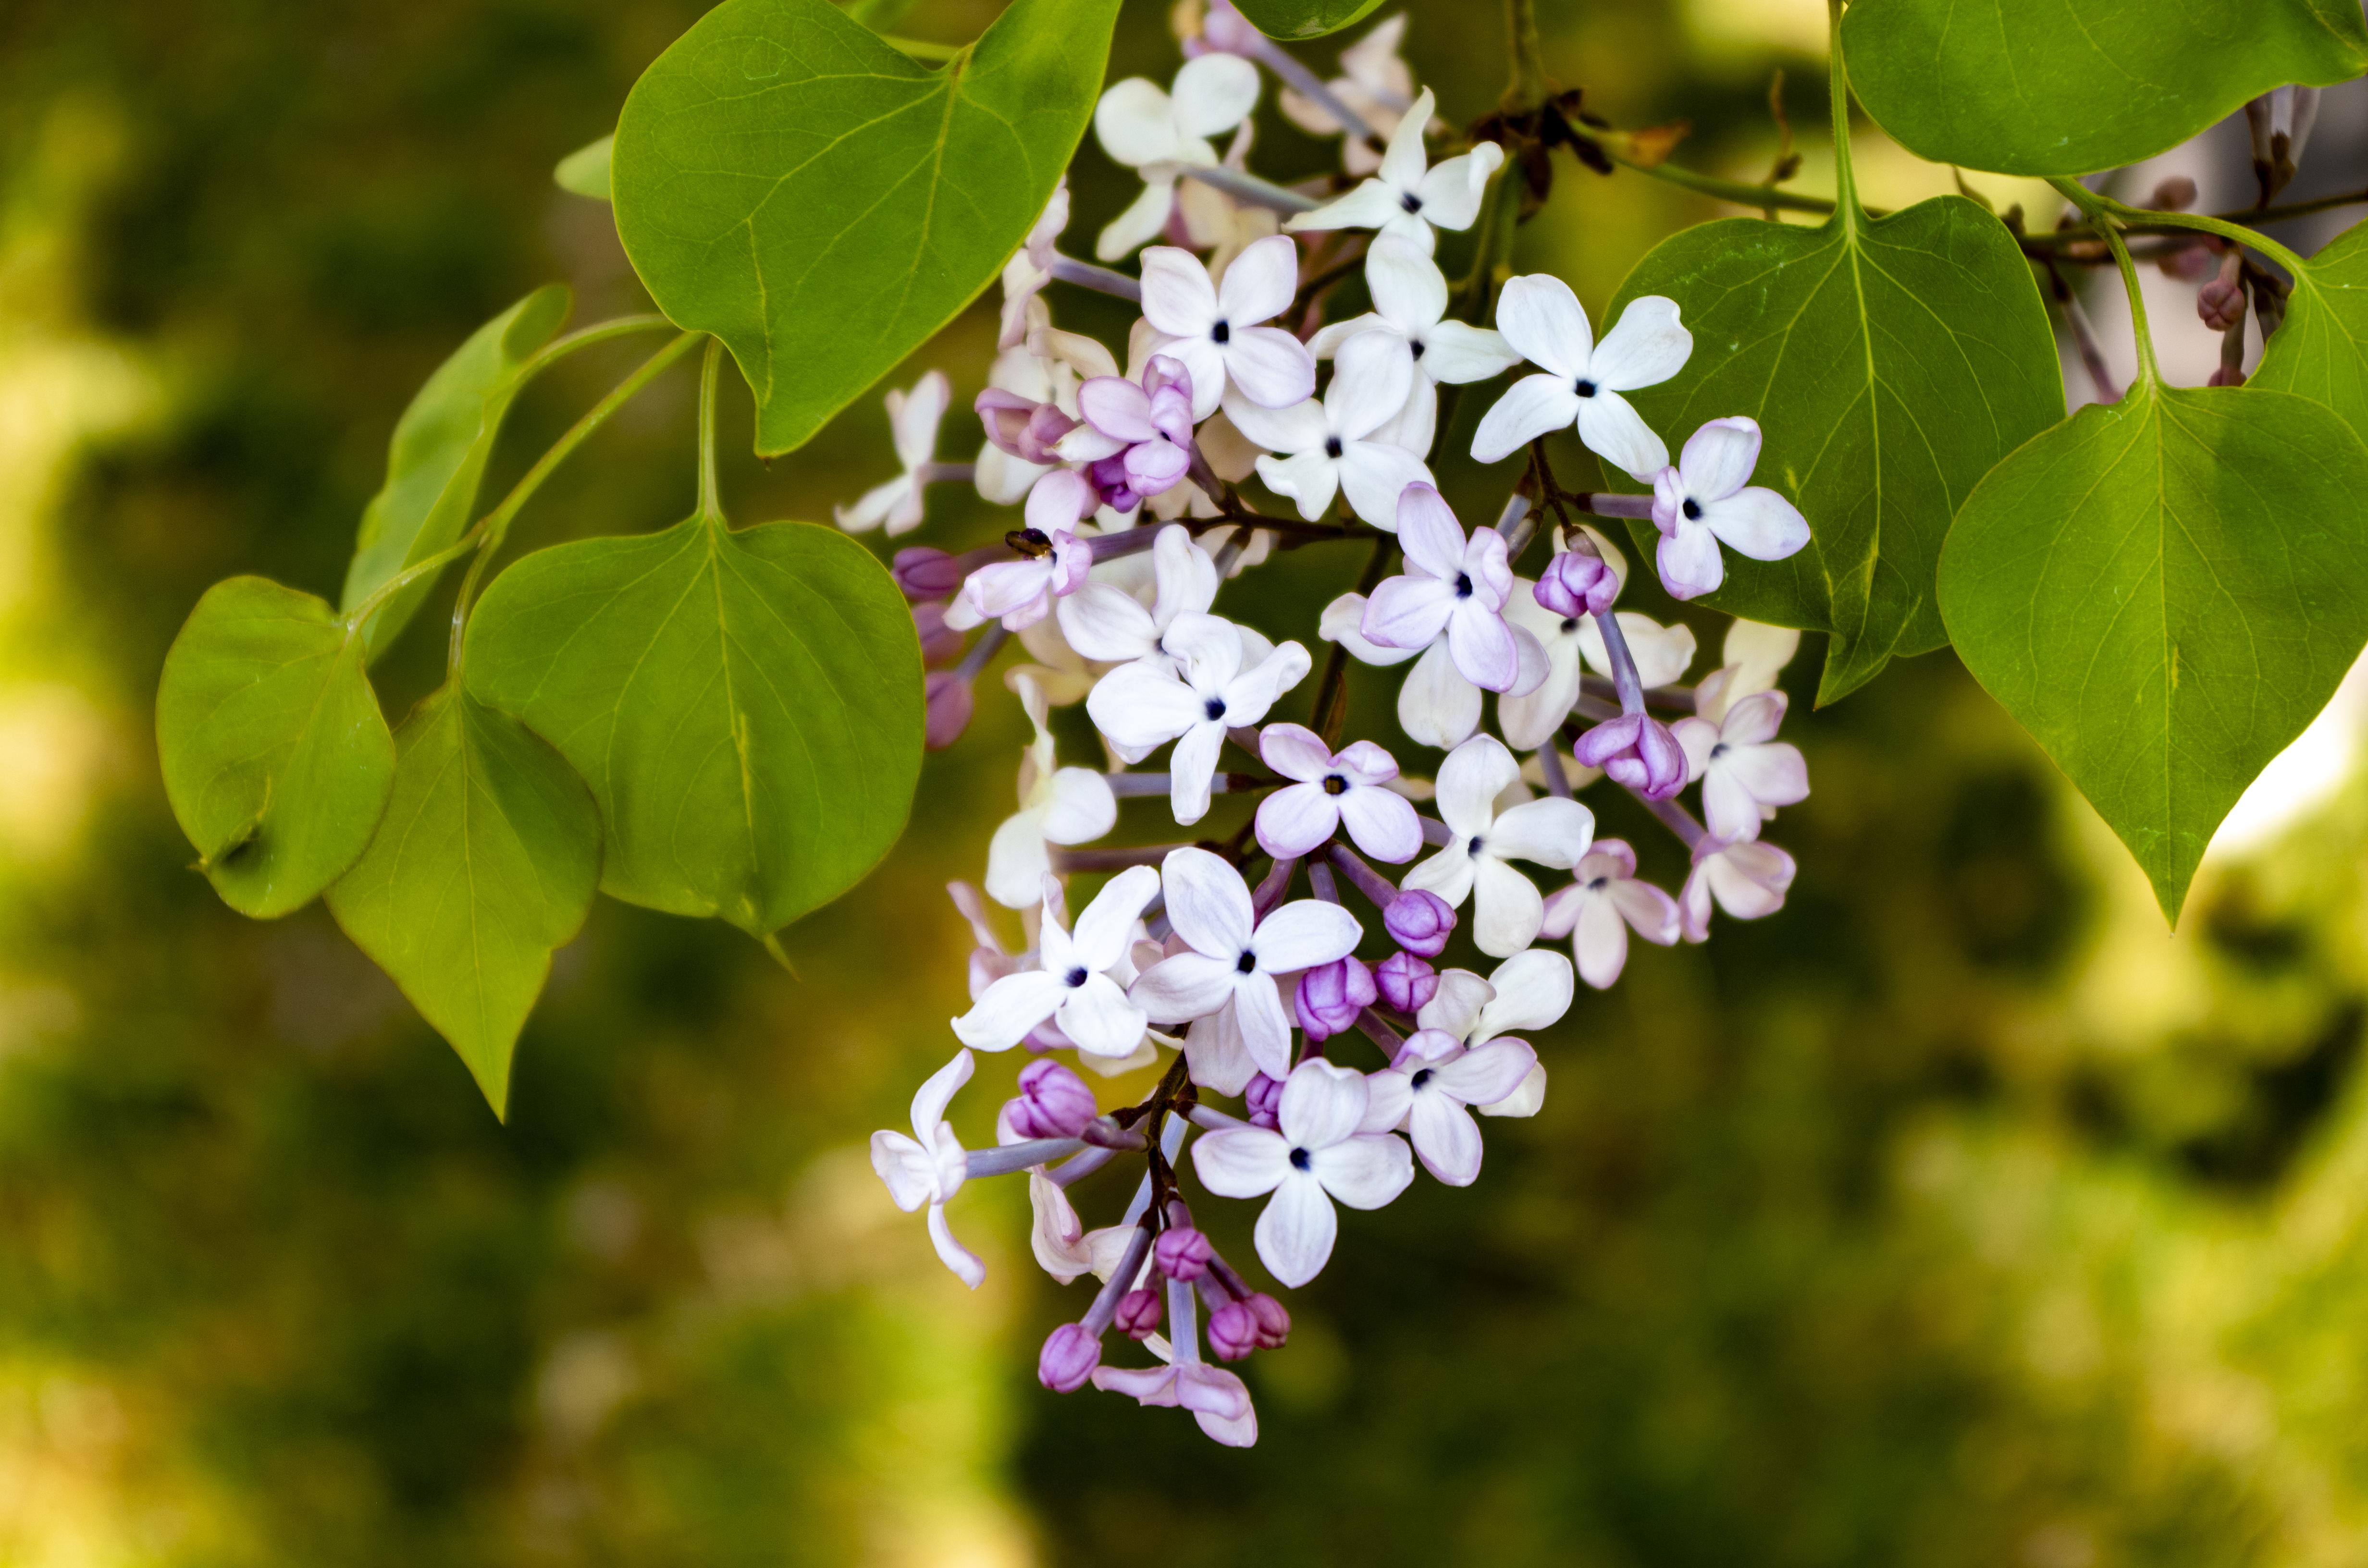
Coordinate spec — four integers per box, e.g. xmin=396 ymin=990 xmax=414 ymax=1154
xmin=1130 ymin=847 xmax=1362 ymax=1091
xmin=1309 ymin=238 xmax=1520 ymax=454
xmin=1190 ymin=1058 xmax=1414 ymax=1285
xmin=1224 ymin=331 xmax=1432 ymax=528
xmin=1287 ymin=88 xmax=1504 ymax=256
xmin=1360 ymin=481 xmax=1545 ymax=697
xmin=1679 ymin=838 xmax=1797 ymax=941
xmin=1140 ymin=235 xmax=1316 ymax=419
xmin=1056 ymin=522 xmax=1218 ymax=665
xmin=1362 ymin=1027 xmax=1539 ymax=1186
xmin=869 ymin=1048 xmax=985 ymax=1288
xmin=1539 ymin=838 xmax=1681 ymax=988
xmin=1403 ymin=734 xmax=1595 ymax=955
xmin=952 ymin=865 xmax=1160 ymax=1056
xmin=1672 ymin=690 xmax=1808 ymax=844
xmin=984 ymin=673 xmax=1118 ymax=909
xmin=1085 ymin=612 xmax=1310 ymax=824
xmin=1093 ymin=54 xmax=1262 ymax=260
xmin=1471 ymin=275 xmax=1691 ymax=478
xmin=1648 ymin=416 xmax=1811 ymax=600
xmin=1252 ymin=723 xmax=1422 ymax=863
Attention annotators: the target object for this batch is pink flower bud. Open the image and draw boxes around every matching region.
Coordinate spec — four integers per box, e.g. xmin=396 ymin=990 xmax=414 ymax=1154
xmin=1007 ymin=1057 xmax=1098 ymax=1139
xmin=2198 ymin=277 xmax=2245 ymax=333
xmin=1384 ymin=889 xmax=1457 ymax=956
xmin=1295 ymin=956 xmax=1376 ymax=1042
xmin=1153 ymin=1225 xmax=1213 ymax=1282
xmin=913 ymin=601 xmax=964 ymax=667
xmin=1207 ymin=1300 xmax=1258 ymax=1361
xmin=1038 ymin=1323 xmax=1101 ymax=1391
xmin=924 ymin=671 xmax=974 ymax=750
xmin=1114 ymin=1288 xmax=1163 ymax=1340
xmin=1533 ymin=549 xmax=1618 ymax=619
xmin=1575 ymin=713 xmax=1687 ymax=799
xmin=2150 ymin=174 xmax=2197 ymax=211
xmin=1244 ymin=1073 xmax=1283 ymax=1129
xmin=1245 ymin=1292 xmax=1291 ymax=1348
xmin=1199 ymin=0 xmax=1264 ymax=55
xmin=975 ymin=388 xmax=1076 ymax=465
xmin=893 ymin=546 xmax=965 ymax=601
xmin=1375 ymin=949 xmax=1439 ymax=1014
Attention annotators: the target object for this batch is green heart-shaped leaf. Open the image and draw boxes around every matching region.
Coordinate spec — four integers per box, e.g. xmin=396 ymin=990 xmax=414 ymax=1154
xmin=2255 ymin=219 xmax=2368 ymax=445
xmin=1937 ymin=380 xmax=2368 ymax=922
xmin=157 ymin=577 xmax=397 ymax=918
xmin=341 ymin=286 xmax=573 ymax=656
xmin=1232 ymin=0 xmax=1386 ymax=40
xmin=326 ymin=688 xmax=601 ymax=1119
xmin=611 ymin=0 xmax=1118 ymax=456
xmin=462 ymin=513 xmax=922 ymax=936
xmin=1609 ymin=196 xmax=2063 ymax=703
xmin=1842 ymin=0 xmax=2368 ymax=176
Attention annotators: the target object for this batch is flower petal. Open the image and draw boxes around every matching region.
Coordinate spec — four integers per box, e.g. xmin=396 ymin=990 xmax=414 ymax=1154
xmin=1360 ymin=1068 xmax=1413 ymax=1133
xmin=1573 ymin=893 xmax=1630 ymax=987
xmin=1233 ymin=971 xmax=1295 ymax=1081
xmin=1472 ymin=854 xmax=1545 ymax=956
xmin=1470 ymin=373 xmax=1581 ymax=464
xmin=1486 ymin=796 xmax=1595 ymax=868
xmin=1255 ymin=781 xmax=1341 ymax=859
xmin=1057 ymin=972 xmax=1151 ymax=1057
xmin=1337 ymin=441 xmax=1435 ymax=529
xmin=1279 ymin=1056 xmax=1371 ymax=1149
xmin=1094 ymin=79 xmax=1182 ymax=168
xmin=1339 ymin=783 xmax=1423 ymax=863
xmin=1138 ymin=245 xmax=1219 ymax=337
xmin=1130 ymin=950 xmax=1240 ymax=1023
xmin=1677 ymin=414 xmax=1761 ymax=500
xmin=1218 ymin=639 xmax=1312 ymax=725
xmin=1406 ymin=1093 xmax=1484 ymax=1185
xmin=1222 ymin=391 xmax=1330 ymax=455
xmin=1160 ymin=844 xmax=1254 ymax=956
xmin=1085 ymin=659 xmax=1201 ymax=751
xmin=1410 ymin=141 xmax=1502 ymax=229
xmin=1422 ymin=320 xmax=1523 ymax=384
xmin=1589 ymin=295 xmax=1691 ymax=392
xmin=1254 ymin=1173 xmax=1339 ymax=1287
xmin=952 ymin=971 xmax=1066 ymax=1049
xmin=1392 ymin=481 xmax=1465 ymax=579
xmin=984 ymin=810 xmax=1054 ymax=909
xmin=927 ymin=1203 xmax=987 ymax=1289
xmin=1190 ymin=1123 xmax=1294 ymax=1198
xmin=1574 ymin=389 xmax=1669 ymax=479
xmin=1321 ymin=592 xmax=1422 ymax=667
xmin=1287 ymin=178 xmax=1413 ymax=236
xmin=1434 ymin=733 xmax=1518 ymax=835
xmin=871 ymin=1131 xmax=937 ymax=1211
xmin=1377 ymin=86 xmax=1434 ymax=189
xmin=1397 ymin=637 xmax=1482 ymax=747
xmin=1704 ymin=486 xmax=1811 ymax=562
xmin=1434 ymin=1037 xmax=1536 ymax=1107
xmin=1214 ymin=232 xmax=1298 ymax=325
xmin=1401 ymin=841 xmax=1476 ymax=907
xmin=1071 ymin=863 xmax=1161 ymax=969
xmin=1171 ymin=51 xmax=1261 ymax=139
xmin=1309 ymin=1132 xmax=1416 ymax=1207
xmin=1361 ymin=573 xmax=1456 ymax=650
xmin=1253 ymin=899 xmax=1363 ymax=973
xmin=1258 ymin=721 xmax=1334 ymax=782
xmin=1057 ymin=582 xmax=1159 ymax=662
xmin=1255 ymin=449 xmax=1343 ymax=520
xmin=1446 ymin=601 xmax=1521 ymax=693
xmin=1221 ymin=327 xmax=1319 ymax=409
xmin=1477 ymin=947 xmax=1575 ymax=1040
xmin=1656 ymin=519 xmax=1725 ymax=600
xmin=1167 ymin=720 xmax=1225 ymax=825
xmin=1328 ymin=330 xmax=1417 ymax=442
xmin=1366 ymin=235 xmax=1447 ymax=331
xmin=1494 ymin=273 xmax=1591 ymax=378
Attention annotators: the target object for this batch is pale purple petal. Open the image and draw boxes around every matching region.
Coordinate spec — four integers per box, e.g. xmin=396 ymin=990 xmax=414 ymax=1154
xmin=1396 ymin=638 xmax=1481 ymax=748
xmin=1704 ymin=487 xmax=1811 ymax=561
xmin=1056 ymin=973 xmax=1151 ymax=1057
xmin=1446 ymin=600 xmax=1521 ymax=692
xmin=1338 ymin=784 xmax=1422 ymax=863
xmin=1361 ymin=574 xmax=1456 ymax=649
xmin=1255 ymin=781 xmax=1341 ymax=858
xmin=1572 ymin=893 xmax=1630 ymax=987
xmin=871 ymin=1131 xmax=936 ymax=1211
xmin=1254 ymin=1173 xmax=1338 ymax=1287
xmin=1333 ymin=740 xmax=1398 ymax=785
xmin=1433 ymin=1037 xmax=1536 ymax=1106
xmin=1308 ymin=1132 xmax=1416 ymax=1207
xmin=927 ymin=1203 xmax=987 ymax=1288
xmin=1406 ymin=1093 xmax=1484 ymax=1185
xmin=1222 ymin=327 xmax=1319 ymax=408
xmin=1078 ymin=376 xmax=1157 ymax=443
xmin=1258 ymin=722 xmax=1334 ymax=782
xmin=1185 ymin=1000 xmax=1258 ymax=1094
xmin=1130 ymin=950 xmax=1241 ymax=1022
xmin=1278 ymin=1058 xmax=1371 ymax=1150
xmin=1609 ymin=877 xmax=1682 ymax=945
xmin=1393 ymin=481 xmax=1466 ymax=579
xmin=951 ymin=969 xmax=1067 ymax=1049
xmin=1217 ymin=639 xmax=1312 ymax=724
xmin=1677 ymin=415 xmax=1762 ymax=501
xmin=1657 ymin=520 xmax=1726 ymax=600
xmin=1139 ymin=245 xmax=1219 ymax=336
xmin=1167 ymin=719 xmax=1226 ymax=825
xmin=1191 ymin=1126 xmax=1293 ymax=1197
xmin=1475 ymin=948 xmax=1574 ymax=1040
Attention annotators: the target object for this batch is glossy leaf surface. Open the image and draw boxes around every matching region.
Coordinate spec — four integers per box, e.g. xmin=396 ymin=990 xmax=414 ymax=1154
xmin=341 ymin=285 xmax=573 ymax=655
xmin=1233 ymin=0 xmax=1386 ymax=40
xmin=1938 ymin=380 xmax=2368 ymax=922
xmin=157 ymin=577 xmax=396 ymax=918
xmin=463 ymin=514 xmax=922 ymax=936
xmin=1842 ymin=0 xmax=2368 ymax=175
xmin=327 ymin=688 xmax=600 ymax=1118
xmin=1610 ymin=196 xmax=2062 ymax=702
xmin=611 ymin=0 xmax=1116 ymax=454
xmin=2255 ymin=220 xmax=2368 ymax=446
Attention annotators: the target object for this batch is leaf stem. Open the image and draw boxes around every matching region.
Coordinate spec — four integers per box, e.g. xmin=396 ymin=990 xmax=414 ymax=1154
xmin=2049 ymin=178 xmax=2157 ymax=388
xmin=2071 ymin=188 xmax=2311 ymax=276
xmin=1503 ymin=0 xmax=1550 ymax=111
xmin=1607 ymin=150 xmax=1842 ymax=216
xmin=697 ymin=335 xmax=726 ymax=523
xmin=518 ymin=314 xmax=677 ymax=379
xmin=1825 ymin=0 xmax=1858 ymax=225
xmin=879 ymin=34 xmax=961 ymax=61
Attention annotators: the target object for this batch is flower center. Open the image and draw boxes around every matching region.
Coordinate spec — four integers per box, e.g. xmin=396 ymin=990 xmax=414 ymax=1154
xmin=1410 ymin=337 xmax=1426 ymax=360
xmin=1410 ymin=1067 xmax=1434 ymax=1090
xmin=1064 ymin=966 xmax=1089 ymax=988
xmin=1236 ymin=950 xmax=1258 ymax=974
xmin=1681 ymin=497 xmax=1702 ymax=521
xmin=1322 ymin=774 xmax=1348 ymax=796
xmin=1324 ymin=435 xmax=1344 ymax=458
xmin=1467 ymin=834 xmax=1484 ymax=857
xmin=1204 ymin=696 xmax=1227 ymax=722
xmin=1710 ymin=742 xmax=1729 ymax=760
xmin=1454 ymin=572 xmax=1474 ymax=599
xmin=1560 ymin=616 xmax=1580 ymax=634
xmin=1574 ymin=378 xmax=1597 ymax=398
xmin=1588 ymin=876 xmax=1609 ymax=892
xmin=1289 ymin=1147 xmax=1313 ymax=1171
xmin=1210 ymin=319 xmax=1231 ymax=345
xmin=1399 ymin=190 xmax=1422 ymax=214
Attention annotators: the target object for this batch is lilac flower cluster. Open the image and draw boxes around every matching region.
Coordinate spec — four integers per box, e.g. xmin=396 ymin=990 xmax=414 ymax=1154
xmin=853 ymin=2 xmax=1814 ymax=1447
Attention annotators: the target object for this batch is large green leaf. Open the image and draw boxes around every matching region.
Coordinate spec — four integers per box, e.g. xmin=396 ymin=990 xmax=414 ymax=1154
xmin=327 ymin=688 xmax=601 ymax=1118
xmin=1232 ymin=0 xmax=1386 ymax=40
xmin=1937 ymin=379 xmax=2368 ymax=923
xmin=1842 ymin=0 xmax=2368 ymax=177
xmin=341 ymin=286 xmax=573 ymax=656
xmin=610 ymin=0 xmax=1117 ymax=456
xmin=2255 ymin=219 xmax=2368 ymax=446
xmin=1608 ymin=196 xmax=2062 ymax=702
xmin=157 ymin=577 xmax=397 ymax=918
xmin=462 ymin=513 xmax=922 ymax=936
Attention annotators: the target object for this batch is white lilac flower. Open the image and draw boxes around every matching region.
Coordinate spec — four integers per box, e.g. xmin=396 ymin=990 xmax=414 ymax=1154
xmin=946 ymin=471 xmax=1097 ymax=632
xmin=1470 ymin=275 xmax=1692 ymax=478
xmin=834 ymin=370 xmax=950 ymax=536
xmin=1277 ymin=12 xmax=1419 ymax=177
xmin=1129 ymin=847 xmax=1362 ymax=1090
xmin=1673 ymin=691 xmax=1809 ymax=844
xmin=952 ymin=865 xmax=1161 ymax=1056
xmin=1252 ymin=723 xmax=1422 ymax=863
xmin=1056 ymin=522 xmax=1218 ymax=665
xmin=1286 ymin=88 xmax=1504 ymax=256
xmin=1359 ymin=481 xmax=1545 ymax=698
xmin=984 ymin=673 xmax=1119 ymax=909
xmin=999 ymin=180 xmax=1071 ymax=350
xmin=1694 ymin=619 xmax=1801 ymax=724
xmin=1648 ymin=417 xmax=1811 ymax=600
xmin=1085 ymin=612 xmax=1309 ymax=824
xmin=1223 ymin=331 xmax=1432 ymax=528
xmin=1361 ymin=1026 xmax=1538 ymax=1185
xmin=1308 ymin=237 xmax=1521 ymax=454
xmin=1093 ymin=53 xmax=1262 ymax=261
xmin=1418 ymin=946 xmax=1575 ymax=1118
xmin=1316 ymin=589 xmax=1477 ymax=749
xmin=1139 ymin=235 xmax=1316 ymax=418
xmin=1679 ymin=837 xmax=1797 ymax=941
xmin=1189 ymin=1058 xmax=1414 ymax=1285
xmin=869 ymin=1048 xmax=985 ymax=1288
xmin=1402 ymin=734 xmax=1595 ymax=956
xmin=1539 ymin=839 xmax=1681 ymax=988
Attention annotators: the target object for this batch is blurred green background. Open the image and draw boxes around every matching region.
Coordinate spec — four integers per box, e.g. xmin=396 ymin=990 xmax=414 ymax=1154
xmin=7 ymin=0 xmax=2368 ymax=1562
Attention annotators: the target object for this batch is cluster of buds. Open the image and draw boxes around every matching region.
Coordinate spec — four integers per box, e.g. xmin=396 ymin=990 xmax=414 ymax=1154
xmin=857 ymin=4 xmax=1815 ymax=1446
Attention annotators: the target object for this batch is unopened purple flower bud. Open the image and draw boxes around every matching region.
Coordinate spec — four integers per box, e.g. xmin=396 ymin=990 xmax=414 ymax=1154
xmin=1384 ymin=889 xmax=1456 ymax=956
xmin=1038 ymin=1323 xmax=1101 ymax=1391
xmin=913 ymin=601 xmax=964 ymax=667
xmin=975 ymin=388 xmax=1077 ymax=465
xmin=1576 ymin=713 xmax=1687 ymax=799
xmin=2198 ymin=276 xmax=2245 ymax=333
xmin=1295 ymin=956 xmax=1376 ymax=1042
xmin=1375 ymin=948 xmax=1439 ymax=1014
xmin=1007 ymin=1057 xmax=1097 ymax=1139
xmin=1114 ymin=1287 xmax=1163 ymax=1340
xmin=893 ymin=546 xmax=965 ymax=602
xmin=1244 ymin=1072 xmax=1283 ymax=1129
xmin=1153 ymin=1225 xmax=1213 ymax=1282
xmin=1199 ymin=0 xmax=1264 ymax=55
xmin=1087 ymin=453 xmax=1142 ymax=514
xmin=2151 ymin=174 xmax=2198 ymax=211
xmin=924 ymin=670 xmax=974 ymax=750
xmin=2208 ymin=365 xmax=2247 ymax=388
xmin=1245 ymin=1292 xmax=1291 ymax=1348
xmin=1534 ymin=546 xmax=1618 ymax=619
xmin=1207 ymin=1300 xmax=1258 ymax=1361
